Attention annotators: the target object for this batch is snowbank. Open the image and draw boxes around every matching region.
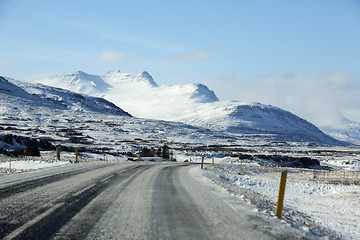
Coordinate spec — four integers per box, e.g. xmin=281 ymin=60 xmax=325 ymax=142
xmin=200 ymin=162 xmax=360 ymax=239
xmin=0 ymin=160 xmax=70 ymax=174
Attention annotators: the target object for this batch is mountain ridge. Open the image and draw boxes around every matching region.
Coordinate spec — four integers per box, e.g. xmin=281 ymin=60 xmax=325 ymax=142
xmin=2 ymin=76 xmax=130 ymax=116
xmin=28 ymin=70 xmax=348 ymax=146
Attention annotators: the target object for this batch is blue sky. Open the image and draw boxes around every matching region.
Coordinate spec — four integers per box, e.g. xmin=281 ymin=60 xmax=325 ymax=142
xmin=1 ymin=0 xmax=360 ymax=123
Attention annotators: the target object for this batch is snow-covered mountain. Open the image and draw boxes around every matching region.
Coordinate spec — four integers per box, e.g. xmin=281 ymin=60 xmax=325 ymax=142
xmin=0 ymin=76 xmax=238 ymax=152
xmin=33 ymin=69 xmax=219 ymax=119
xmin=33 ymin=71 xmax=111 ymax=96
xmin=31 ymin=70 xmax=346 ymax=145
xmin=1 ymin=76 xmax=39 ymax=101
xmin=320 ymin=121 xmax=360 ymax=146
xmin=102 ymin=69 xmax=159 ymax=88
xmin=170 ymin=101 xmax=343 ymax=145
xmin=1 ymin=76 xmax=129 ymax=116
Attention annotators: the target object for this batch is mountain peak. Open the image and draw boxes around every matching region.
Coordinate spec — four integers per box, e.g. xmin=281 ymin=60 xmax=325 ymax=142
xmin=106 ymin=68 xmax=121 ymax=74
xmin=137 ymin=71 xmax=158 ymax=87
xmin=191 ymin=83 xmax=219 ymax=103
xmin=102 ymin=70 xmax=158 ymax=87
xmin=0 ymin=76 xmax=38 ymax=100
xmin=33 ymin=71 xmax=111 ymax=96
xmin=72 ymin=70 xmax=88 ymax=76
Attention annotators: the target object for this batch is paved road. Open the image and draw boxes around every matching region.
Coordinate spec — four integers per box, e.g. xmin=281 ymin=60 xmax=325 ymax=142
xmin=0 ymin=162 xmax=298 ymax=239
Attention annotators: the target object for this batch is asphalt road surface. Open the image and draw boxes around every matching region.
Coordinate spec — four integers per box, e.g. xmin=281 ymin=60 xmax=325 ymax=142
xmin=0 ymin=162 xmax=301 ymax=239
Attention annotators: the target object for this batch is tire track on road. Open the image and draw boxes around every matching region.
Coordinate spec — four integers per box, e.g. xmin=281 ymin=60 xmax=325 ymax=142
xmin=52 ymin=165 xmax=152 ymax=240
xmin=1 ymin=164 xmax=150 ymax=239
xmin=151 ymin=164 xmax=212 ymax=240
xmin=0 ymin=164 xmax=113 ymax=200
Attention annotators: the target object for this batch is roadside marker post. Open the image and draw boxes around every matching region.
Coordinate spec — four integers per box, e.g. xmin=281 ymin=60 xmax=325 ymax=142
xmin=275 ymin=170 xmax=288 ymax=218
xmin=212 ymin=156 xmax=214 ymax=166
xmin=138 ymin=154 xmax=141 ymax=161
xmin=75 ymin=149 xmax=79 ymax=163
xmin=56 ymin=146 xmax=61 ymax=160
xmin=201 ymin=155 xmax=204 ymax=169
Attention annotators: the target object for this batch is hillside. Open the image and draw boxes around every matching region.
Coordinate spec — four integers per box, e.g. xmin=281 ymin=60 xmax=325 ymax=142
xmin=33 ymin=71 xmax=111 ymax=96
xmin=321 ymin=122 xmax=360 ymax=146
xmin=1 ymin=76 xmax=130 ymax=117
xmin=0 ymin=76 xmax=236 ymax=152
xmin=170 ymin=101 xmax=343 ymax=145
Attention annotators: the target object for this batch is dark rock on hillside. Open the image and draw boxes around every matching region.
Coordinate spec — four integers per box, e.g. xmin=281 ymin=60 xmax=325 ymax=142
xmin=0 ymin=134 xmax=54 ymax=156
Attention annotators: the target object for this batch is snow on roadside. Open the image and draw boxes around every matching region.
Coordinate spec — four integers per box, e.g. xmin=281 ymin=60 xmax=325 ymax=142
xmin=0 ymin=159 xmax=70 ymax=174
xmin=198 ymin=162 xmax=360 ymax=240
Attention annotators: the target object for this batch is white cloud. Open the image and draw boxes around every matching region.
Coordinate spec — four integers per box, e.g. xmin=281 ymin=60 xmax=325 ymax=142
xmin=98 ymin=50 xmax=125 ymax=62
xmin=172 ymin=51 xmax=211 ymax=61
xmin=54 ymin=19 xmax=189 ymax=52
xmin=209 ymin=72 xmax=360 ymax=126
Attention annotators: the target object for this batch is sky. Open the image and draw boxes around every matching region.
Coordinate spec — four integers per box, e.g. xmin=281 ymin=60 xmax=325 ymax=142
xmin=0 ymin=0 xmax=359 ymax=125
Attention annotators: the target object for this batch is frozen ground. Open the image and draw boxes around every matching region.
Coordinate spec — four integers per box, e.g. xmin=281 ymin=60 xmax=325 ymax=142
xmin=0 ymin=151 xmax=127 ymax=175
xmin=188 ymin=154 xmax=360 ymax=240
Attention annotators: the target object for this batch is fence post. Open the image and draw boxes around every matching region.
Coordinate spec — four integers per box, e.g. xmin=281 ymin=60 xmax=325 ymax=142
xmin=75 ymin=149 xmax=79 ymax=163
xmin=275 ymin=170 xmax=288 ymax=218
xmin=201 ymin=155 xmax=204 ymax=169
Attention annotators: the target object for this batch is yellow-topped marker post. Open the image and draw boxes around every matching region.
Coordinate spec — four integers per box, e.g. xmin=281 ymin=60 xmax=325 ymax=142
xmin=75 ymin=149 xmax=79 ymax=163
xmin=275 ymin=170 xmax=288 ymax=218
xmin=201 ymin=155 xmax=204 ymax=169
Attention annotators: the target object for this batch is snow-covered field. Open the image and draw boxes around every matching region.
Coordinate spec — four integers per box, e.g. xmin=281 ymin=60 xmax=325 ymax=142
xmin=0 ymin=150 xmax=129 ymax=175
xmin=0 ymin=158 xmax=70 ymax=174
xmin=190 ymin=155 xmax=360 ymax=240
